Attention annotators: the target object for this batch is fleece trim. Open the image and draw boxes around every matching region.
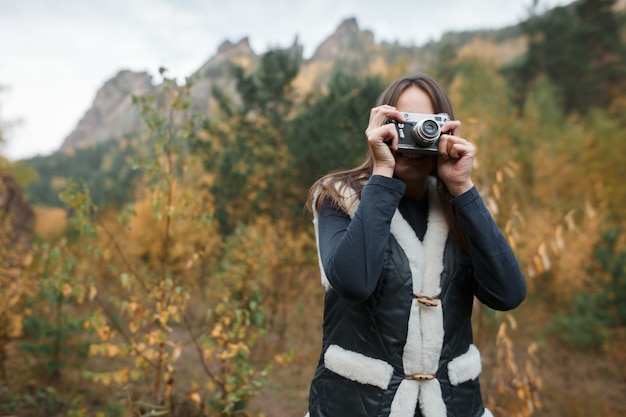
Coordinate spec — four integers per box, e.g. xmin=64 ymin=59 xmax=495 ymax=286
xmin=387 ymin=177 xmax=449 ymax=417
xmin=311 ymin=186 xmax=332 ymax=290
xmin=447 ymin=344 xmax=482 ymax=386
xmin=324 ymin=344 xmax=394 ymax=390
xmin=307 ymin=400 xmax=493 ymax=417
xmin=390 ymin=378 xmax=420 ymax=417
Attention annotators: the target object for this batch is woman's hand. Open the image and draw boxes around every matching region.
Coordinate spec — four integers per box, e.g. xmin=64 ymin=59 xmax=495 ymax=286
xmin=365 ymin=105 xmax=403 ymax=178
xmin=437 ymin=120 xmax=475 ymax=196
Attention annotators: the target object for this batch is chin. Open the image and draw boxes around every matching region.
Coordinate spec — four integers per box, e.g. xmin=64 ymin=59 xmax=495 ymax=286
xmin=395 ymin=151 xmax=431 ymax=161
xmin=395 ymin=153 xmax=435 ymax=168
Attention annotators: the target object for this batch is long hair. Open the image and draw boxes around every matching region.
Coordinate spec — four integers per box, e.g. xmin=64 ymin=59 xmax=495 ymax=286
xmin=306 ymin=74 xmax=469 ymax=252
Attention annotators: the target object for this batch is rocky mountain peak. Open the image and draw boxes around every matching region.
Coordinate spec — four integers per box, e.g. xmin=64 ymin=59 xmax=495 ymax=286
xmin=193 ymin=37 xmax=256 ymax=78
xmin=60 ymin=70 xmax=154 ymax=152
xmin=57 ymin=18 xmax=378 ymax=152
xmin=310 ymin=17 xmax=374 ymax=62
xmin=217 ymin=37 xmax=252 ymax=55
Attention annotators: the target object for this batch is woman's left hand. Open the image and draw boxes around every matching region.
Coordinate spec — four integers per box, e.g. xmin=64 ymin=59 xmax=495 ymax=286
xmin=437 ymin=120 xmax=475 ymax=197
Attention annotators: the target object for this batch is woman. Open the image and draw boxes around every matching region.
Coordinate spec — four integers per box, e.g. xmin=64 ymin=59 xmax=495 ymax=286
xmin=305 ymin=74 xmax=526 ymax=417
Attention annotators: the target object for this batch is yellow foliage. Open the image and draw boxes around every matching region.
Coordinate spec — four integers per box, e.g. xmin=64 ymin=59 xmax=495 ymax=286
xmin=91 ymin=368 xmax=130 ymax=386
xmin=125 ymin=184 xmax=222 ymax=279
xmin=33 ymin=206 xmax=67 ymax=239
xmin=129 ymin=321 xmax=140 ymax=334
xmin=147 ymin=330 xmax=163 ymax=345
xmin=457 ymin=37 xmax=527 ymax=65
xmin=50 ymin=176 xmax=67 ymax=190
xmin=217 ymin=342 xmax=249 ymax=361
xmin=187 ymin=390 xmax=202 ymax=404
xmin=367 ymin=55 xmax=394 ymax=77
xmin=169 ymin=342 xmax=182 ymax=362
xmin=211 ymin=323 xmax=223 ymax=339
xmin=486 ymin=317 xmax=542 ymax=416
xmin=293 ymin=61 xmax=333 ymax=94
xmin=61 ymin=283 xmax=72 ymax=298
xmin=95 ymin=323 xmax=113 ymax=341
xmin=105 ymin=343 xmax=120 ymax=357
xmin=89 ymin=343 xmax=104 ymax=357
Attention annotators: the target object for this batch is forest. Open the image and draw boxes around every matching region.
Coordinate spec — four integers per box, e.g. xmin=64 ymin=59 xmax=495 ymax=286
xmin=1 ymin=0 xmax=625 ymax=416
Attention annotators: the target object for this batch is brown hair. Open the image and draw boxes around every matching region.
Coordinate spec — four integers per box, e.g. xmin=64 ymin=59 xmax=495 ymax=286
xmin=306 ymin=74 xmax=469 ymax=252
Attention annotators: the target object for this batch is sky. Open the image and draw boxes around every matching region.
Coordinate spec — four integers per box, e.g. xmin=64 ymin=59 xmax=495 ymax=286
xmin=0 ymin=0 xmax=574 ymax=161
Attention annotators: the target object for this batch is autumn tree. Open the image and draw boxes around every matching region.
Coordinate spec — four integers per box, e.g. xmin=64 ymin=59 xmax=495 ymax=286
xmin=550 ymin=225 xmax=626 ymax=347
xmin=445 ymin=58 xmax=524 ymax=225
xmin=0 ymin=92 xmax=35 ymax=385
xmin=190 ymin=48 xmax=313 ymax=346
xmin=41 ymin=70 xmax=285 ymax=416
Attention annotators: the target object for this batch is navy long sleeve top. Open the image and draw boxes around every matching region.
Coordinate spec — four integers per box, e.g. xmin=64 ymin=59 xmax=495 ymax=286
xmin=317 ymin=175 xmax=526 ymax=310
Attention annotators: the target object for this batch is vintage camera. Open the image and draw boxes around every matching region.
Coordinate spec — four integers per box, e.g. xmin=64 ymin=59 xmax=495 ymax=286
xmin=389 ymin=112 xmax=450 ymax=155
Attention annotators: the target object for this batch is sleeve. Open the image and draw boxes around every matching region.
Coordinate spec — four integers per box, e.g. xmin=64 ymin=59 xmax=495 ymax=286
xmin=317 ymin=175 xmax=405 ymax=301
xmin=452 ymin=186 xmax=526 ymax=310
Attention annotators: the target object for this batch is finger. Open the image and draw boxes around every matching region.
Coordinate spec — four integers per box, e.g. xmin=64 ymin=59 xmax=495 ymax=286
xmin=441 ymin=120 xmax=461 ymax=137
xmin=438 ymin=134 xmax=452 ymax=159
xmin=438 ymin=134 xmax=474 ymax=159
xmin=448 ymin=142 xmax=475 ymax=159
xmin=368 ymin=105 xmax=404 ymax=128
xmin=367 ymin=124 xmax=398 ymax=150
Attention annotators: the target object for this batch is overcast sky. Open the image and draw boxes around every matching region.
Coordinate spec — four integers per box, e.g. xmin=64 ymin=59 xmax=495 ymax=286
xmin=0 ymin=0 xmax=573 ymax=160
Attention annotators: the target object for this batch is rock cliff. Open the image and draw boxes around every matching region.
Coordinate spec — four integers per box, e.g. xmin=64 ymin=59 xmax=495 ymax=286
xmin=58 ymin=18 xmax=375 ymax=152
xmin=310 ymin=17 xmax=375 ymax=62
xmin=59 ymin=70 xmax=154 ymax=151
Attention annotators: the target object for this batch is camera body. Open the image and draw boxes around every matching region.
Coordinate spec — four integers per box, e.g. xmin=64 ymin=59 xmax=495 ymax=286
xmin=390 ymin=112 xmax=450 ymax=155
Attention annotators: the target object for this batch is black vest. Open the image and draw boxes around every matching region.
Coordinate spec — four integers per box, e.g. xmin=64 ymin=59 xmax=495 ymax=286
xmin=309 ymin=180 xmax=490 ymax=417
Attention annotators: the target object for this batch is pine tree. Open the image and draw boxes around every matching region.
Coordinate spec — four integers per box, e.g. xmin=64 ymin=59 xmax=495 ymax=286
xmin=510 ymin=0 xmax=626 ymax=114
xmin=287 ymin=71 xmax=384 ymax=191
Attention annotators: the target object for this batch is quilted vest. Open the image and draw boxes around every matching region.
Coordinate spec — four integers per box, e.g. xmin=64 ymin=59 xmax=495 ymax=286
xmin=308 ymin=178 xmax=493 ymax=417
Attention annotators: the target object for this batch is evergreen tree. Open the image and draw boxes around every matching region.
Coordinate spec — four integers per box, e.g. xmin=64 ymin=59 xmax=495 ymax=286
xmin=550 ymin=225 xmax=626 ymax=347
xmin=509 ymin=0 xmax=626 ymax=114
xmin=23 ymin=139 xmax=141 ymax=208
xmin=193 ymin=47 xmax=301 ymax=232
xmin=433 ymin=36 xmax=460 ymax=88
xmin=287 ymin=71 xmax=384 ymax=193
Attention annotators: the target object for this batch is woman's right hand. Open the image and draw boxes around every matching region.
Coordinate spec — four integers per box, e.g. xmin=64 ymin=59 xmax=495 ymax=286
xmin=365 ymin=105 xmax=404 ymax=178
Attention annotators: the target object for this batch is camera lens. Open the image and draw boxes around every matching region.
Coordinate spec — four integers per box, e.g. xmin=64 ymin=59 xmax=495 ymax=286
xmin=422 ymin=120 xmax=438 ymax=136
xmin=412 ymin=118 xmax=441 ymax=146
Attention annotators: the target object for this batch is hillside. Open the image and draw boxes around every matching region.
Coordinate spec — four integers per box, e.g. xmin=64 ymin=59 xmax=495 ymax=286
xmin=55 ymin=17 xmax=526 ymax=155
